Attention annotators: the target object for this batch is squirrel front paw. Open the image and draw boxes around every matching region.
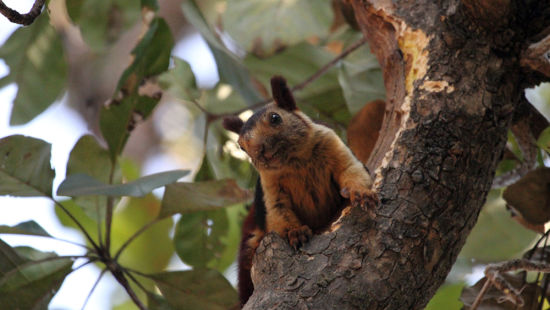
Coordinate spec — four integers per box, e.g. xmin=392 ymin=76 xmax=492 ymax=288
xmin=287 ymin=225 xmax=312 ymax=249
xmin=341 ymin=186 xmax=379 ymax=210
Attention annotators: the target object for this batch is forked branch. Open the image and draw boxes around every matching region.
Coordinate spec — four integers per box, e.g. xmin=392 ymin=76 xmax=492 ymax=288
xmin=0 ymin=0 xmax=45 ymax=26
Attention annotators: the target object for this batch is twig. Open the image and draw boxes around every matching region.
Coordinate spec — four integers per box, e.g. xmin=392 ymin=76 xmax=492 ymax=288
xmin=110 ymin=266 xmax=147 ymax=310
xmin=81 ymin=268 xmax=107 ymax=310
xmin=291 ymin=37 xmax=367 ymax=92
xmin=471 ymin=259 xmax=550 ymax=309
xmin=0 ymin=0 xmax=45 ymax=25
xmin=105 ymin=163 xmax=117 ymax=252
xmin=123 ymin=268 xmax=149 ymax=294
xmin=201 ymin=37 xmax=369 ymax=122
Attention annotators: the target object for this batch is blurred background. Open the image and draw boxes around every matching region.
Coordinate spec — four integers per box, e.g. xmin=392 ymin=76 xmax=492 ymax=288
xmin=1 ymin=0 xmax=549 ymax=309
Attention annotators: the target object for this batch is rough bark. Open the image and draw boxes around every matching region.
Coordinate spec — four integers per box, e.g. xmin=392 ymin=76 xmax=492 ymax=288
xmin=244 ymin=1 xmax=550 ymax=309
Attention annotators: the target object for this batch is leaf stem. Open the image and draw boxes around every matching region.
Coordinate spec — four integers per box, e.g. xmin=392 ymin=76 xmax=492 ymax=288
xmin=110 ymin=266 xmax=147 ymax=310
xmin=105 ymin=163 xmax=117 ymax=252
xmin=81 ymin=268 xmax=107 ymax=310
xmin=52 ymin=199 xmax=101 ymax=253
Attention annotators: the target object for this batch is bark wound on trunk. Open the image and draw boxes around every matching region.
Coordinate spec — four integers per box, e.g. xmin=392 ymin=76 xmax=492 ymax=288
xmin=244 ymin=1 xmax=532 ymax=309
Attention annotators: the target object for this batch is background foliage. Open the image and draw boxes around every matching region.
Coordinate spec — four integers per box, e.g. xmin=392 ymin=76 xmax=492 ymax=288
xmin=0 ymin=0 xmax=548 ymax=309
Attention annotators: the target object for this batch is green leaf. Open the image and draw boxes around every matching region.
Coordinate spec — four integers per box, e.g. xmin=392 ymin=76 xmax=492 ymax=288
xmin=160 ymin=179 xmax=252 ymax=218
xmin=223 ymin=0 xmax=333 ymax=56
xmin=0 ymin=221 xmax=51 ymax=237
xmin=113 ymin=195 xmax=174 ymax=274
xmin=158 ymin=57 xmax=200 ymax=102
xmin=66 ymin=135 xmax=121 ymax=220
xmin=67 ymin=0 xmax=140 ymax=51
xmin=151 ymin=269 xmax=239 ymax=310
xmin=141 ymin=0 xmax=159 ymax=11
xmin=57 ymin=170 xmax=189 ymax=197
xmin=148 ymin=293 xmax=175 ymax=310
xmin=0 ymin=135 xmax=54 ymax=197
xmin=338 ymin=38 xmax=384 ymax=114
xmin=425 ymin=283 xmax=464 ymax=310
xmin=0 ymin=241 xmax=73 ymax=309
xmin=0 ymin=14 xmax=67 ymax=125
xmin=173 ymin=209 xmax=228 ymax=268
xmin=459 ymin=190 xmax=537 ymax=262
xmin=537 ymin=126 xmax=550 ymax=154
xmin=181 ymin=0 xmax=264 ymax=106
xmin=100 ymin=17 xmax=174 ymax=160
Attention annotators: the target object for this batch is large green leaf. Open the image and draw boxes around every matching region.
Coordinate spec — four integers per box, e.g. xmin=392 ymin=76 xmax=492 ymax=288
xmin=0 ymin=241 xmax=73 ymax=310
xmin=173 ymin=209 xmax=228 ymax=268
xmin=0 ymin=221 xmax=51 ymax=237
xmin=65 ymin=135 xmax=121 ymax=220
xmin=100 ymin=17 xmax=174 ymax=161
xmin=337 ymin=38 xmax=384 ymax=114
xmin=223 ymin=0 xmax=333 ymax=56
xmin=160 ymin=179 xmax=251 ymax=218
xmin=66 ymin=0 xmax=141 ymax=51
xmin=0 ymin=135 xmax=54 ymax=197
xmin=151 ymin=269 xmax=239 ymax=310
xmin=181 ymin=0 xmax=264 ymax=106
xmin=459 ymin=190 xmax=537 ymax=262
xmin=0 ymin=14 xmax=67 ymax=125
xmin=57 ymin=170 xmax=188 ymax=197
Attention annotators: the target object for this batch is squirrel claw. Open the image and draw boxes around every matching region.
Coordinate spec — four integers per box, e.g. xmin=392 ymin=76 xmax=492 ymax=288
xmin=287 ymin=225 xmax=312 ymax=249
xmin=346 ymin=189 xmax=378 ymax=210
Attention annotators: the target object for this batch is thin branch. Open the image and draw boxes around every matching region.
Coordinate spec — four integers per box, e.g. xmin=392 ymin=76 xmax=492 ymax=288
xmin=202 ymin=37 xmax=369 ymax=122
xmin=0 ymin=0 xmax=45 ymax=26
xmin=81 ymin=268 xmax=107 ymax=310
xmin=114 ymin=218 xmax=161 ymax=261
xmin=291 ymin=37 xmax=367 ymax=92
xmin=470 ymin=278 xmax=492 ymax=310
xmin=110 ymin=267 xmax=147 ymax=310
xmin=123 ymin=268 xmax=149 ymax=295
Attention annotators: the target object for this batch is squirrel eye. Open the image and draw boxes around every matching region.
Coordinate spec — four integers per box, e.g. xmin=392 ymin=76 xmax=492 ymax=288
xmin=269 ymin=113 xmax=282 ymax=125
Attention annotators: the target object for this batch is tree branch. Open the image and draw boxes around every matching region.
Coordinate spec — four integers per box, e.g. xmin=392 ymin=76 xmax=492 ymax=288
xmin=0 ymin=0 xmax=45 ymax=26
xmin=521 ymin=33 xmax=550 ymax=78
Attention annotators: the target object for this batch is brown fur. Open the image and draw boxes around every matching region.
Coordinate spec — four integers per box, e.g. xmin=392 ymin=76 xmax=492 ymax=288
xmin=237 ymin=77 xmax=377 ymax=248
xmin=347 ymin=99 xmax=386 ymax=164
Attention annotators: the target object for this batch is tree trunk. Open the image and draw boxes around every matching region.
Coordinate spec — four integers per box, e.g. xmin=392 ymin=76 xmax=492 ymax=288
xmin=244 ymin=1 xmax=550 ymax=309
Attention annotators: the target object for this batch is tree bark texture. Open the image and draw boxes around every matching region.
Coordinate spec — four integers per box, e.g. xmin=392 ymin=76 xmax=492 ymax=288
xmin=244 ymin=1 xmax=550 ymax=309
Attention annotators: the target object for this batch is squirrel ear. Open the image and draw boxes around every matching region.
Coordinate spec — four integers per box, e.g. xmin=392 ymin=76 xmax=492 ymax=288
xmin=271 ymin=76 xmax=297 ymax=111
xmin=223 ymin=116 xmax=244 ymax=134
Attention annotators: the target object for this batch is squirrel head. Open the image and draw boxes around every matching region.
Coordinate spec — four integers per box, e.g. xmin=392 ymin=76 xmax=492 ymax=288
xmin=223 ymin=76 xmax=312 ymax=170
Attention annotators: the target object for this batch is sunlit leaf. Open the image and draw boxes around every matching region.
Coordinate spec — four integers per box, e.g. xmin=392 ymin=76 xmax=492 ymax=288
xmin=537 ymin=126 xmax=550 ymax=154
xmin=100 ymin=17 xmax=174 ymax=161
xmin=425 ymin=283 xmax=464 ymax=310
xmin=0 ymin=241 xmax=73 ymax=309
xmin=181 ymin=0 xmax=264 ymax=105
xmin=148 ymin=292 xmax=175 ymax=310
xmin=173 ymin=209 xmax=228 ymax=268
xmin=0 ymin=221 xmax=51 ymax=237
xmin=57 ymin=170 xmax=188 ymax=197
xmin=0 ymin=135 xmax=54 ymax=197
xmin=151 ymin=269 xmax=239 ymax=310
xmin=0 ymin=14 xmax=67 ymax=125
xmin=459 ymin=190 xmax=537 ymax=262
xmin=160 ymin=179 xmax=251 ymax=218
xmin=113 ymin=195 xmax=174 ymax=274
xmin=158 ymin=57 xmax=200 ymax=101
xmin=223 ymin=0 xmax=333 ymax=56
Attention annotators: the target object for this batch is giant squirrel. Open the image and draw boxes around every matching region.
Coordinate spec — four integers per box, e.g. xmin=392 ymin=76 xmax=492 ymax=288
xmin=223 ymin=76 xmax=383 ymax=307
